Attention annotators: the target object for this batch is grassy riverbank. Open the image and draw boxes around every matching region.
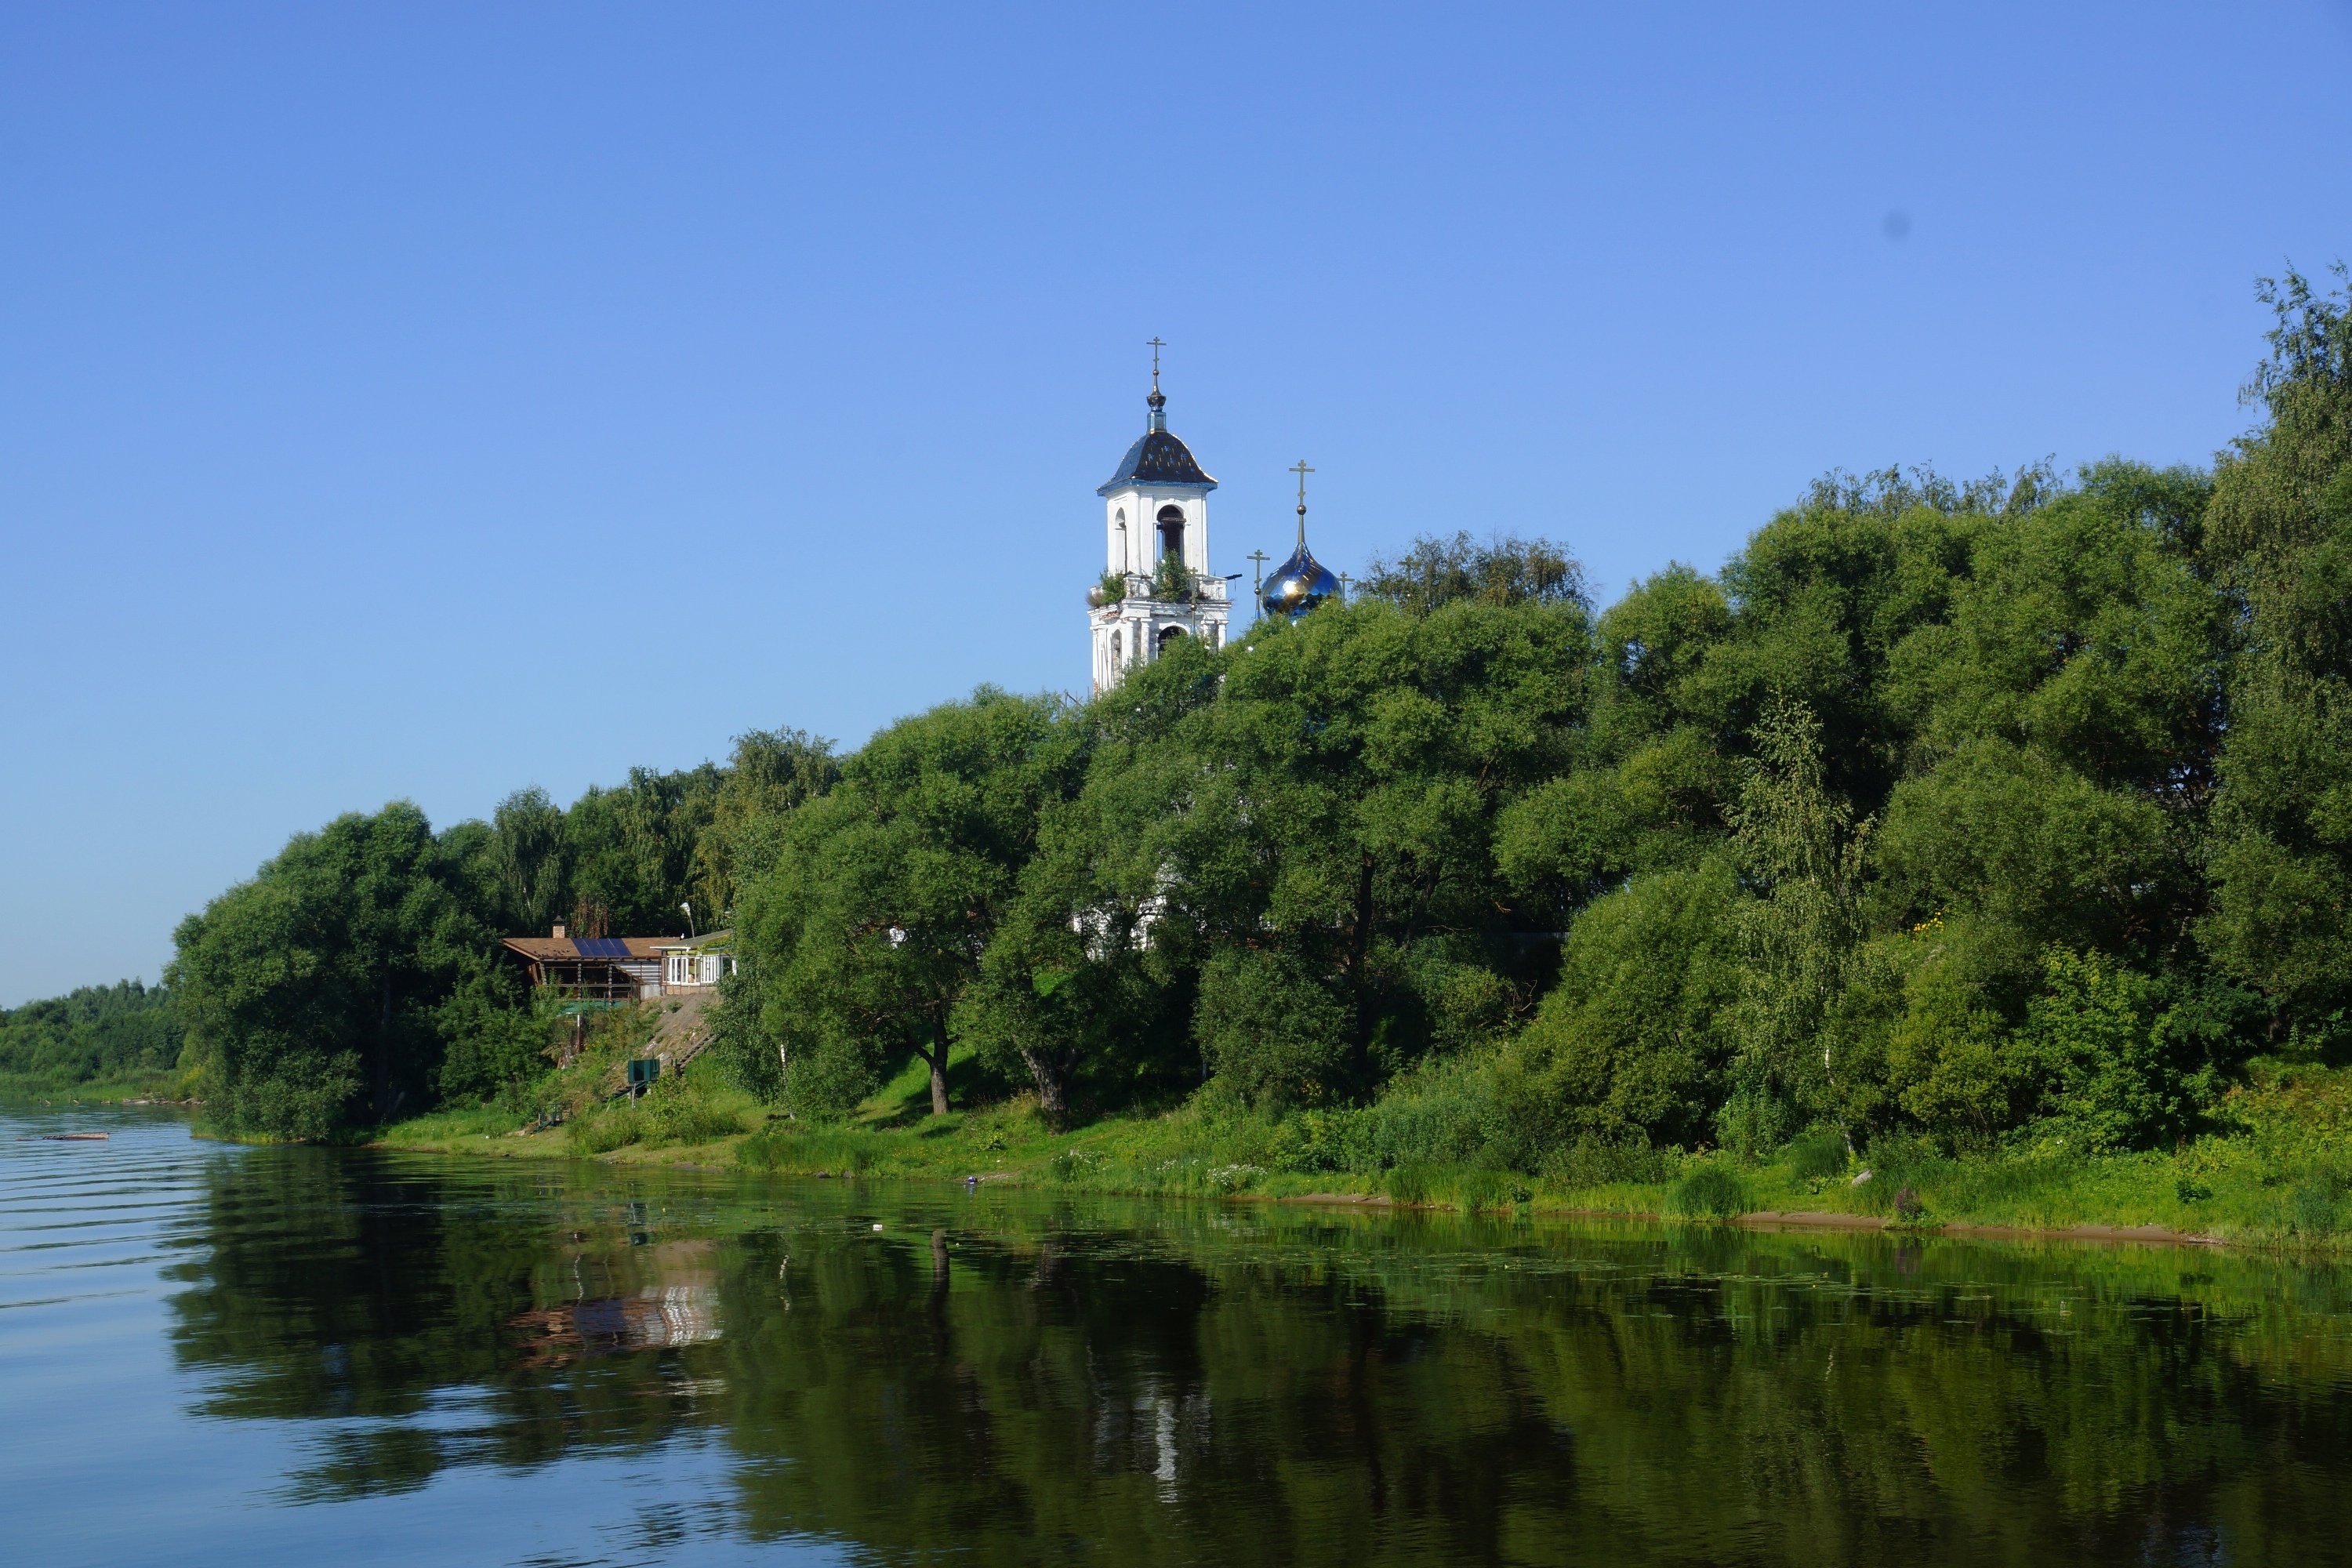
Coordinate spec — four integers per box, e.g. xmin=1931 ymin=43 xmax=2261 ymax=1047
xmin=0 ymin=1069 xmax=188 ymax=1105
xmin=368 ymin=1028 xmax=2352 ymax=1251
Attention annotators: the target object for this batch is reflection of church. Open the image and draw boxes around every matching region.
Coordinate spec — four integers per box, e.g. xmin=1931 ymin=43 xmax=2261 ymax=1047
xmin=1087 ymin=352 xmax=1341 ymax=695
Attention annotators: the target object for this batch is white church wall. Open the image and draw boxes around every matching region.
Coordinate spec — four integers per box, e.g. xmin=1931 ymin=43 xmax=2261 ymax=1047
xmin=1106 ymin=503 xmax=1131 ymax=575
xmin=1104 ymin=488 xmax=1210 ymax=579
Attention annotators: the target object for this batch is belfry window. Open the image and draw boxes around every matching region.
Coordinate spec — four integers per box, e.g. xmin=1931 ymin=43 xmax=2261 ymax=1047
xmin=1110 ymin=629 xmax=1123 ymax=666
xmin=1157 ymin=624 xmax=1188 ymax=653
xmin=1157 ymin=504 xmax=1185 ymax=561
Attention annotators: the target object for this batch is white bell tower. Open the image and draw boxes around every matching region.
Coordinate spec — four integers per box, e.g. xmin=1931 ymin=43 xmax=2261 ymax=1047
xmin=1088 ymin=343 xmax=1231 ymax=695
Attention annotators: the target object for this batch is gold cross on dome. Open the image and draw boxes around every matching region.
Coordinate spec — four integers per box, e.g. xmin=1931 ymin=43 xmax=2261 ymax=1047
xmin=1290 ymin=459 xmax=1314 ymax=506
xmin=1147 ymin=336 xmax=1166 ymax=390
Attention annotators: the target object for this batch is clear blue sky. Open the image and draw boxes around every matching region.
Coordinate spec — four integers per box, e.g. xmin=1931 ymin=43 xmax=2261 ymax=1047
xmin=4 ymin=2 xmax=2350 ymax=1007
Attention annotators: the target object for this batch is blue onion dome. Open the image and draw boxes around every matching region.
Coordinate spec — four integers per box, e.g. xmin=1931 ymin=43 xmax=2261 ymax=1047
xmin=1263 ymin=463 xmax=1339 ymax=620
xmin=1261 ymin=543 xmax=1338 ymax=620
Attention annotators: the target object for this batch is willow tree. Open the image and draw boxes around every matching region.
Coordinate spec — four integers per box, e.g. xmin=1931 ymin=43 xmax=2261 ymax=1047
xmin=2204 ymin=267 xmax=2352 ymax=1040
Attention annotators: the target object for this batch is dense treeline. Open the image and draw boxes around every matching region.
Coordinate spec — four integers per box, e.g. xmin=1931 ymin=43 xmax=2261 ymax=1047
xmin=0 ymin=979 xmax=180 ymax=1093
xmin=166 ymin=270 xmax=2352 ymax=1161
xmin=164 ymin=730 xmax=834 ymax=1136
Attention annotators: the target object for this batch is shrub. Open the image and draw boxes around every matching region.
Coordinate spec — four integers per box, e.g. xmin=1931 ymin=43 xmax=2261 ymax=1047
xmin=1716 ymin=1084 xmax=1793 ymax=1161
xmin=736 ymin=1126 xmax=882 ymax=1175
xmin=638 ymin=1091 xmax=748 ymax=1147
xmin=1849 ymin=1131 xmax=1940 ymax=1212
xmin=2289 ymin=1174 xmax=2346 ymax=1237
xmin=1544 ymin=1131 xmax=1673 ymax=1189
xmin=1151 ymin=551 xmax=1197 ymax=603
xmin=1494 ymin=859 xmax=1746 ymax=1152
xmin=1785 ymin=1127 xmax=1850 ymax=1181
xmin=1195 ymin=948 xmax=1352 ymax=1109
xmin=568 ymin=1102 xmax=643 ymax=1155
xmin=2021 ymin=948 xmax=2183 ymax=1152
xmin=1362 ymin=1058 xmax=1499 ymax=1170
xmin=566 ymin=1081 xmax=748 ymax=1154
xmin=1457 ymin=1168 xmax=1527 ymax=1212
xmin=1664 ymin=1162 xmax=1750 ymax=1220
xmin=434 ymin=974 xmax=557 ymax=1106
xmin=1387 ymin=1163 xmax=1434 ymax=1206
xmin=1270 ymin=1107 xmax=1377 ymax=1174
xmin=1207 ymin=1163 xmax=1264 ymax=1193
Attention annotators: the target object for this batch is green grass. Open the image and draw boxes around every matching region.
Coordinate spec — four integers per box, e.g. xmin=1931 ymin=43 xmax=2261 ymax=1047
xmin=565 ymin=1080 xmax=757 ymax=1155
xmin=368 ymin=1039 xmax=2352 ymax=1254
xmin=372 ymin=1102 xmax=524 ymax=1142
xmin=737 ymin=1126 xmax=891 ymax=1176
xmin=0 ymin=1068 xmax=187 ymax=1105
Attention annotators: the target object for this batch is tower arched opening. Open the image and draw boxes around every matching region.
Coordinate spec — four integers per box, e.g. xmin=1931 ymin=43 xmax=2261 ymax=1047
xmin=1156 ymin=505 xmax=1185 ymax=562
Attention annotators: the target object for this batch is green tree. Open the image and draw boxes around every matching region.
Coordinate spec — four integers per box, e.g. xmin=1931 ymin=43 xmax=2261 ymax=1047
xmin=562 ymin=763 xmax=723 ymax=937
xmin=1722 ymin=699 xmax=1871 ymax=1152
xmin=2016 ymin=947 xmax=2179 ymax=1152
xmin=430 ymin=957 xmax=556 ymax=1105
xmin=956 ymin=775 xmax=1191 ymax=1122
xmin=1494 ymin=856 xmax=1748 ymax=1152
xmin=170 ymin=803 xmax=488 ymax=1138
xmin=735 ymin=691 xmax=1084 ymax=1117
xmin=1082 ymin=590 xmax=1592 ymax=1106
xmin=687 ymin=726 xmax=838 ymax=924
xmin=1357 ymin=531 xmax=1586 ymax=615
xmin=0 ymin=979 xmax=181 ymax=1092
xmin=2204 ymin=267 xmax=2352 ymax=1035
xmin=482 ymin=786 xmax=570 ymax=934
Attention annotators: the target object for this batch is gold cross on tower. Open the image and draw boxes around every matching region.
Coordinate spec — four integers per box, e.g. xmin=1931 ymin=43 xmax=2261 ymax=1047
xmin=1289 ymin=459 xmax=1315 ymax=547
xmin=1147 ymin=336 xmax=1166 ymax=392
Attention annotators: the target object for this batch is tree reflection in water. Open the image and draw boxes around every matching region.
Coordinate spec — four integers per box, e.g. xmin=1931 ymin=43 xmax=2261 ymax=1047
xmin=166 ymin=1147 xmax=2352 ymax=1566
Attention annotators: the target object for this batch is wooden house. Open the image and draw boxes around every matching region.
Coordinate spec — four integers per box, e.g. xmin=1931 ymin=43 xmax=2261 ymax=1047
xmin=500 ymin=924 xmax=735 ymax=1001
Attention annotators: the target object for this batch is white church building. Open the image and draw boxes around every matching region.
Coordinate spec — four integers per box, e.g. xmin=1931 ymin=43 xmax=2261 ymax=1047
xmin=1087 ymin=367 xmax=1232 ymax=695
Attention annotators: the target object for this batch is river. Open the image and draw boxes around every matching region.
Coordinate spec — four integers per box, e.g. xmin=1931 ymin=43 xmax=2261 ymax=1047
xmin=4 ymin=1105 xmax=2350 ymax=1565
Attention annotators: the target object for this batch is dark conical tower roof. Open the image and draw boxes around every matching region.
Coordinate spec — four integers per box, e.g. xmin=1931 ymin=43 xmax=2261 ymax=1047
xmin=1098 ymin=359 xmax=1217 ymax=495
xmin=1098 ymin=428 xmax=1217 ymax=494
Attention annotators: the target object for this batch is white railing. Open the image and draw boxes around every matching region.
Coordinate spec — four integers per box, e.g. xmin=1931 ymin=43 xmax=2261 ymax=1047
xmin=1122 ymin=572 xmax=1229 ymax=603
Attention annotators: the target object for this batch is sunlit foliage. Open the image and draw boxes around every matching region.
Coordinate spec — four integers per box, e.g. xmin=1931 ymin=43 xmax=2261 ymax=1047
xmin=151 ymin=272 xmax=2352 ymax=1164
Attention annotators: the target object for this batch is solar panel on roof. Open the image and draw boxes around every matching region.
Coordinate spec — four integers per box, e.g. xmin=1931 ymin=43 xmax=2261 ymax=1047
xmin=574 ymin=937 xmax=632 ymax=958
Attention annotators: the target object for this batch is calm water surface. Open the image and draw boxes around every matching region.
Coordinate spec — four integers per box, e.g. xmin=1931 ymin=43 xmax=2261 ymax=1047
xmin=5 ymin=1106 xmax=2352 ymax=1566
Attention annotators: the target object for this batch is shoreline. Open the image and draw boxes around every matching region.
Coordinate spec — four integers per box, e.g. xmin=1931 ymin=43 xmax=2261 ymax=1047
xmin=1278 ymin=1191 xmax=2229 ymax=1247
xmin=25 ymin=1095 xmax=2304 ymax=1256
xmin=361 ymin=1123 xmax=2266 ymax=1254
